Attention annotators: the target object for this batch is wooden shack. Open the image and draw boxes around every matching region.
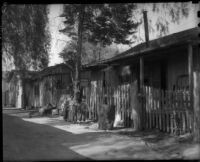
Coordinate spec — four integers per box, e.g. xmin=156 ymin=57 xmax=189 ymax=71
xmin=3 ymin=63 xmax=73 ymax=109
xmin=23 ymin=63 xmax=73 ymax=109
xmin=82 ymin=27 xmax=200 ymax=134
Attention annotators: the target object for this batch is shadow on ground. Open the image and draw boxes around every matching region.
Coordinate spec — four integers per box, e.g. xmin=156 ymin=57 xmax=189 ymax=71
xmin=3 ymin=113 xmax=108 ymax=161
xmin=3 ymin=111 xmax=199 ymax=160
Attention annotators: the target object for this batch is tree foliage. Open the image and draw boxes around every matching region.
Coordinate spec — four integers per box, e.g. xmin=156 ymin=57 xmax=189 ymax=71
xmin=2 ymin=4 xmax=51 ymax=71
xmin=152 ymin=3 xmax=189 ymax=37
xmin=59 ymin=3 xmax=190 ymax=66
xmin=59 ymin=4 xmax=140 ymax=47
xmin=59 ymin=4 xmax=141 ymax=67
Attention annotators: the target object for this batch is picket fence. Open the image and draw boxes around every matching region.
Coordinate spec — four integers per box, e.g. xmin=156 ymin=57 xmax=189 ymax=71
xmin=85 ymin=82 xmax=193 ymax=135
xmin=143 ymin=86 xmax=193 ymax=135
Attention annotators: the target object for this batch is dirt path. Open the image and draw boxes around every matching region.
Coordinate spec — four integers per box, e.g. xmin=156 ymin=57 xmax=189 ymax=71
xmin=3 ymin=110 xmax=200 ymax=160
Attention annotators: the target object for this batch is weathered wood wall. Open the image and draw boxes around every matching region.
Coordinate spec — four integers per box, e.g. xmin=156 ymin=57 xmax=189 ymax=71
xmin=3 ymin=74 xmax=21 ymax=108
xmin=86 ymin=70 xmax=103 ymax=121
xmin=24 ymin=72 xmax=72 ymax=109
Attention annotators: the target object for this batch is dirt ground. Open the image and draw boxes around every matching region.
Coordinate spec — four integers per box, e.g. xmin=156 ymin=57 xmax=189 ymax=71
xmin=3 ymin=109 xmax=200 ymax=160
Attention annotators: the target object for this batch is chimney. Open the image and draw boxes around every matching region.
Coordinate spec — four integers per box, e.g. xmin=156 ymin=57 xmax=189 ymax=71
xmin=143 ymin=10 xmax=149 ymax=47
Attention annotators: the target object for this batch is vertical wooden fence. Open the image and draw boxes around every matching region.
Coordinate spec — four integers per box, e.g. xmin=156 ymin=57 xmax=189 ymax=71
xmin=113 ymin=83 xmax=132 ymax=127
xmin=85 ymin=81 xmax=193 ymax=135
xmin=85 ymin=81 xmax=132 ymax=126
xmin=143 ymin=86 xmax=193 ymax=135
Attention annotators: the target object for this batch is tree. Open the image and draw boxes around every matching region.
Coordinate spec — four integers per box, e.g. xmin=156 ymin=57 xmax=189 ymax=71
xmin=2 ymin=4 xmax=51 ymax=71
xmin=59 ymin=4 xmax=140 ymax=113
xmin=152 ymin=3 xmax=189 ymax=37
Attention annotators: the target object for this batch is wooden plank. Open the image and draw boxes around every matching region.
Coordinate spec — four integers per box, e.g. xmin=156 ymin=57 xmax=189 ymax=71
xmin=159 ymin=89 xmax=162 ymax=130
xmin=145 ymin=86 xmax=148 ymax=129
xmin=163 ymin=111 xmax=166 ymax=132
xmin=120 ymin=85 xmax=123 ymax=124
xmin=182 ymin=110 xmax=186 ymax=134
xmin=193 ymin=71 xmax=200 ymax=141
xmin=124 ymin=84 xmax=126 ymax=126
xmin=186 ymin=109 xmax=189 ymax=132
xmin=119 ymin=85 xmax=120 ymax=117
xmin=129 ymin=83 xmax=131 ymax=127
xmin=156 ymin=89 xmax=159 ymax=129
xmin=168 ymin=91 xmax=171 ymax=133
xmin=127 ymin=84 xmax=129 ymax=127
xmin=155 ymin=89 xmax=157 ymax=129
xmin=161 ymin=89 xmax=165 ymax=132
xmin=124 ymin=84 xmax=127 ymax=127
xmin=148 ymin=87 xmax=151 ymax=129
xmin=154 ymin=88 xmax=156 ymax=129
xmin=172 ymin=91 xmax=175 ymax=134
xmin=125 ymin=84 xmax=127 ymax=126
xmin=170 ymin=110 xmax=174 ymax=134
xmin=152 ymin=87 xmax=155 ymax=129
xmin=126 ymin=84 xmax=127 ymax=127
xmin=179 ymin=111 xmax=182 ymax=134
xmin=166 ymin=111 xmax=169 ymax=133
xmin=152 ymin=87 xmax=154 ymax=129
xmin=115 ymin=86 xmax=118 ymax=117
xmin=123 ymin=84 xmax=125 ymax=126
xmin=118 ymin=85 xmax=120 ymax=118
xmin=126 ymin=84 xmax=129 ymax=127
xmin=145 ymin=86 xmax=147 ymax=129
xmin=120 ymin=85 xmax=122 ymax=122
xmin=149 ymin=86 xmax=152 ymax=129
xmin=128 ymin=84 xmax=131 ymax=127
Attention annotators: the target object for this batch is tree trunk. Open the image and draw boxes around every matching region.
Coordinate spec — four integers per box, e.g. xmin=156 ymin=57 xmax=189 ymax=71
xmin=71 ymin=5 xmax=85 ymax=121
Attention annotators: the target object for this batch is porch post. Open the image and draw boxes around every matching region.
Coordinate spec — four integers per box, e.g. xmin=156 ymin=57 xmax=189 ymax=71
xmin=188 ymin=44 xmax=193 ymax=99
xmin=188 ymin=44 xmax=194 ymax=135
xmin=140 ymin=57 xmax=145 ymax=130
xmin=193 ymin=44 xmax=200 ymax=142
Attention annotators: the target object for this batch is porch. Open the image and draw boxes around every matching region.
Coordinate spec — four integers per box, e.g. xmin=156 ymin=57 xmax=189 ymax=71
xmin=83 ymin=41 xmax=199 ymax=136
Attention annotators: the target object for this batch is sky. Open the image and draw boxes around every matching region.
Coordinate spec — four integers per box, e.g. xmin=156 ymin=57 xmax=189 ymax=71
xmin=48 ymin=3 xmax=199 ymax=67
